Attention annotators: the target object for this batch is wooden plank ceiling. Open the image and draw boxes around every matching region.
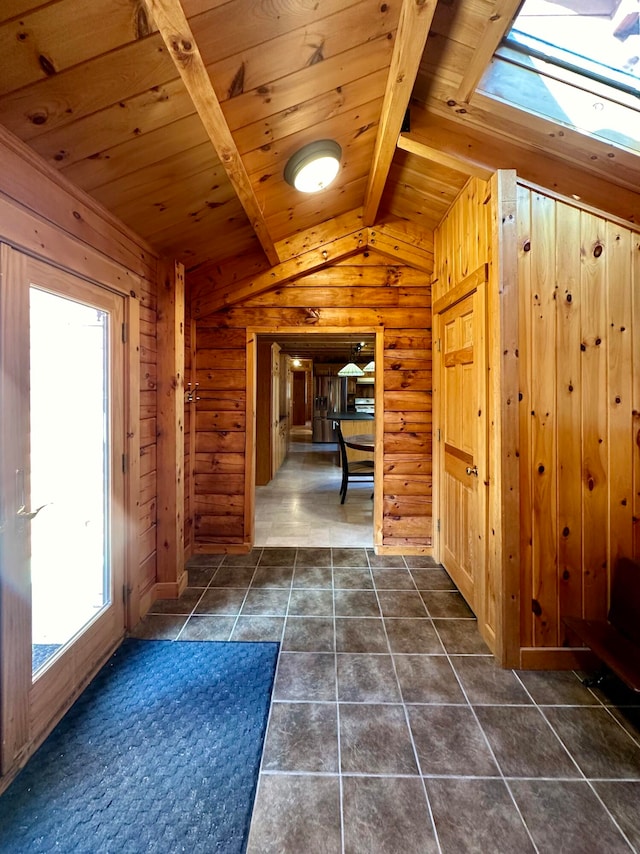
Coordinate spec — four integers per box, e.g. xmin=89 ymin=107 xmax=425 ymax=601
xmin=0 ymin=0 xmax=638 ymax=293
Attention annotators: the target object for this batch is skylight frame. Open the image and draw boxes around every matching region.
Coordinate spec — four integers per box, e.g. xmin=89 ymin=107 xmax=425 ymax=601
xmin=477 ymin=1 xmax=640 ymax=157
xmin=503 ymin=29 xmax=640 ymax=102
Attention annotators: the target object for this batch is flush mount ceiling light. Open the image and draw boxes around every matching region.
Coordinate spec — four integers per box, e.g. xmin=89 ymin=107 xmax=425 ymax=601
xmin=284 ymin=139 xmax=342 ymax=193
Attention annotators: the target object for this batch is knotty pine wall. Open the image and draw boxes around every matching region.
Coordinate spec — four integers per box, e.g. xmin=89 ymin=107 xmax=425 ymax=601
xmin=138 ymin=277 xmax=159 ymax=599
xmin=434 ymin=172 xmax=640 ymax=667
xmin=517 ymin=185 xmax=640 ymax=659
xmin=184 ymin=316 xmax=196 ymax=558
xmin=191 ymin=250 xmax=433 ymax=552
xmin=433 ymin=178 xmax=491 ymax=303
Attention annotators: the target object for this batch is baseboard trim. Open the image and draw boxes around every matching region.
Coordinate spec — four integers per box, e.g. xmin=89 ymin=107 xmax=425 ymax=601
xmin=519 ymin=647 xmax=598 ymax=670
xmin=154 ymin=571 xmax=188 ymax=601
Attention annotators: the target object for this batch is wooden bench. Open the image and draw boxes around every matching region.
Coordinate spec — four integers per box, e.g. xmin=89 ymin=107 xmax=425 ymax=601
xmin=563 ymin=556 xmax=640 ymax=693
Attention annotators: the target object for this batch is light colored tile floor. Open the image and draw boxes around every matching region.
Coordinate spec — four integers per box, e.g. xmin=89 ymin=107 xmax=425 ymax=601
xmin=254 ymin=426 xmax=374 ymax=548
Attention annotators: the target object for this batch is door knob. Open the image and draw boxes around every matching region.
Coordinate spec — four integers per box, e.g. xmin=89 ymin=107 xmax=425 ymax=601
xmin=465 ymin=466 xmax=478 ymax=477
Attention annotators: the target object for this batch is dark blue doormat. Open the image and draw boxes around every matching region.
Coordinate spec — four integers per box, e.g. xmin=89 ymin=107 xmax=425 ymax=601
xmin=0 ymin=639 xmax=279 ymax=854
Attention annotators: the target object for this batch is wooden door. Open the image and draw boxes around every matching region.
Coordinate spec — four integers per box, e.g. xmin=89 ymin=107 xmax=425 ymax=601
xmin=0 ymin=249 xmax=126 ymax=777
xmin=437 ymin=290 xmax=486 ymax=613
xmin=292 ymin=371 xmax=306 ymax=425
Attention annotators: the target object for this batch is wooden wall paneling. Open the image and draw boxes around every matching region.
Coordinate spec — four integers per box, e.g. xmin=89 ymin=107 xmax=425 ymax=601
xmin=191 ymin=253 xmax=433 ymax=553
xmin=374 ymin=328 xmax=385 ymax=549
xmin=634 ymin=235 xmax=640 ymax=558
xmin=124 ymin=294 xmax=141 ymax=629
xmin=606 ymin=221 xmax=634 ymax=579
xmin=474 ymin=268 xmax=490 ymax=642
xmin=255 ymin=340 xmax=272 ymax=485
xmin=194 ymin=320 xmax=247 ymax=550
xmin=554 ymin=204 xmax=584 ymax=638
xmin=205 ymin=307 xmax=432 ymax=331
xmin=581 ymin=212 xmax=609 ymax=622
xmin=382 ymin=321 xmax=433 ymax=551
xmin=486 ymin=171 xmax=520 ymax=665
xmin=517 ymin=185 xmax=534 ymax=649
xmin=515 ymin=184 xmax=639 ymax=665
xmin=529 ymin=192 xmax=558 ymax=647
xmin=184 ymin=313 xmax=197 ymax=561
xmin=155 ymin=259 xmax=186 ymax=597
xmin=245 ymin=332 xmax=257 ymax=545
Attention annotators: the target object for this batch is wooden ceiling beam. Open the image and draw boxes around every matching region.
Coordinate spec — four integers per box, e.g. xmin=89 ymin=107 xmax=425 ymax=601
xmin=455 ymin=0 xmax=523 ymax=104
xmin=362 ymin=0 xmax=437 ymax=227
xmin=192 ymin=229 xmax=368 ymax=318
xmin=397 ymin=132 xmax=493 ymax=180
xmin=146 ymin=0 xmax=279 ymax=266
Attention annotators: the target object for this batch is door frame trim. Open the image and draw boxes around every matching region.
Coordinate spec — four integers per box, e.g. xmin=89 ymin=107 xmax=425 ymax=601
xmin=245 ymin=326 xmax=384 ymax=551
xmin=0 ymin=243 xmax=138 ymax=789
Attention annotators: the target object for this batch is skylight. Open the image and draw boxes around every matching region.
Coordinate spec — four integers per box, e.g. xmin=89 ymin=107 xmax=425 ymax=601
xmin=479 ymin=0 xmax=639 ymax=156
xmin=506 ymin=0 xmax=640 ymax=97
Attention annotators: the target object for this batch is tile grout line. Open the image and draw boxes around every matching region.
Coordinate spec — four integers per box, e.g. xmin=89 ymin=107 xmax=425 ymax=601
xmin=225 ymin=549 xmax=263 ymax=640
xmin=244 ymin=548 xmax=296 ymax=853
xmin=333 ymin=550 xmax=346 ymax=854
xmin=367 ymin=552 xmax=444 ymax=854
xmin=517 ymin=672 xmax=638 ymax=852
xmin=428 ymin=619 xmax=541 ymax=853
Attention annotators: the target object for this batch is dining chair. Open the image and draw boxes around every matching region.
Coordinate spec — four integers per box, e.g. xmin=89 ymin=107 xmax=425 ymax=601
xmin=335 ymin=422 xmax=374 ymax=504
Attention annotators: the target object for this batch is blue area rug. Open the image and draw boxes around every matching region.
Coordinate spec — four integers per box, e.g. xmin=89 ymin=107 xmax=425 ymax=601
xmin=0 ymin=639 xmax=278 ymax=854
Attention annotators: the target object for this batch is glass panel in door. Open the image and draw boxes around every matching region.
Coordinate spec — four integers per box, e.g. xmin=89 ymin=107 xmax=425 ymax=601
xmin=29 ymin=288 xmax=111 ymax=676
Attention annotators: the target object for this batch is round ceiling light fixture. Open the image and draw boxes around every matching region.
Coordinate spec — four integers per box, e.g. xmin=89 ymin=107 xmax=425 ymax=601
xmin=284 ymin=139 xmax=342 ymax=193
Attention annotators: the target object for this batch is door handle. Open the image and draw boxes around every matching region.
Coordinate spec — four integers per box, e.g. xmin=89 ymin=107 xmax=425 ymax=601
xmin=465 ymin=466 xmax=478 ymax=477
xmin=17 ymin=503 xmax=48 ymax=521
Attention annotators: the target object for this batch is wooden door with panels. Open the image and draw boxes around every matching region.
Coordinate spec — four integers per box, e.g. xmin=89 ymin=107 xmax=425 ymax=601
xmin=436 ymin=288 xmax=487 ymax=615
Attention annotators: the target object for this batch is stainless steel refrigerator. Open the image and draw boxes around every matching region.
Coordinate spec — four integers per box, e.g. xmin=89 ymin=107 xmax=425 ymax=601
xmin=312 ymin=376 xmax=347 ymax=442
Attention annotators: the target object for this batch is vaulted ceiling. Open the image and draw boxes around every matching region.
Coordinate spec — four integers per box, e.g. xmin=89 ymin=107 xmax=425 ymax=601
xmin=1 ymin=0 xmax=638 ymax=304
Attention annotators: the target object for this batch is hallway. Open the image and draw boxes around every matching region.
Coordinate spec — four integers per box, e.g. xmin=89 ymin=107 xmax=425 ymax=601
xmin=254 ymin=426 xmax=374 ymax=548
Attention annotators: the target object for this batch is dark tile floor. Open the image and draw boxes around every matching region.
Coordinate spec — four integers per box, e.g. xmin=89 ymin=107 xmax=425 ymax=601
xmin=131 ymin=547 xmax=640 ymax=854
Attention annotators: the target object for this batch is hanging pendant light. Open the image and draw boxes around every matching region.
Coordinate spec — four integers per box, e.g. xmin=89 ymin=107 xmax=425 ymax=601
xmin=362 ymin=360 xmax=375 ymax=373
xmin=338 ymin=343 xmax=364 ymax=377
xmin=337 ymin=361 xmax=364 ymax=377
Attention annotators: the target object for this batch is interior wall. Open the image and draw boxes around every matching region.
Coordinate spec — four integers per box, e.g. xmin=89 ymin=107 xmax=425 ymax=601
xmin=517 ymin=184 xmax=640 ymax=659
xmin=190 ymin=250 xmax=434 ymax=552
xmin=183 ymin=313 xmax=196 ymax=560
xmin=138 ymin=270 xmax=159 ymax=602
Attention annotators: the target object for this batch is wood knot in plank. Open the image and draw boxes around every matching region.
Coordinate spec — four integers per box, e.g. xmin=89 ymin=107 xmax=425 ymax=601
xmin=169 ymin=34 xmax=194 ymax=66
xmin=39 ymin=54 xmax=56 ymax=76
xmin=135 ymin=2 xmax=151 ymax=39
xmin=228 ymin=63 xmax=245 ymax=98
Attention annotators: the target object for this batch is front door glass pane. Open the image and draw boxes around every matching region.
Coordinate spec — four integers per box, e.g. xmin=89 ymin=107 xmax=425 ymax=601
xmin=30 ymin=288 xmax=110 ymax=676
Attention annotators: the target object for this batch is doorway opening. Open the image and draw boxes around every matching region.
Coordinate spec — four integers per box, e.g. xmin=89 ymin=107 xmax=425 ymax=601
xmin=251 ymin=331 xmax=377 ymax=548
